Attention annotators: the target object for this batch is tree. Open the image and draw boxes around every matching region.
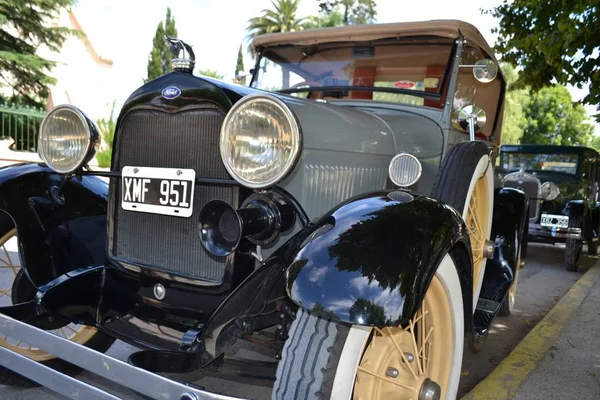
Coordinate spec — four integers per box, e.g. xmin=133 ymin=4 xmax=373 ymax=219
xmin=95 ymin=101 xmax=116 ymax=168
xmin=234 ymin=44 xmax=245 ymax=85
xmin=318 ymin=0 xmax=377 ymax=25
xmin=488 ymin=0 xmax=600 ymax=121
xmin=521 ymin=85 xmax=594 ymax=146
xmin=146 ymin=8 xmax=178 ymax=82
xmin=0 ymin=0 xmax=77 ymax=107
xmin=246 ymin=0 xmax=312 ymax=87
xmin=246 ymin=0 xmax=311 ymax=49
xmin=500 ymin=63 xmax=529 ymax=145
xmin=197 ymin=69 xmax=224 ymax=79
xmin=305 ymin=9 xmax=344 ymax=28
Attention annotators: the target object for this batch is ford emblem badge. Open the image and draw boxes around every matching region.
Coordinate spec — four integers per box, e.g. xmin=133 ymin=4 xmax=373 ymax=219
xmin=161 ymin=86 xmax=181 ymax=100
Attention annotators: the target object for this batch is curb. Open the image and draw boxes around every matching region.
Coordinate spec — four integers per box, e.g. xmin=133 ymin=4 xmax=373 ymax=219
xmin=460 ymin=260 xmax=600 ymax=400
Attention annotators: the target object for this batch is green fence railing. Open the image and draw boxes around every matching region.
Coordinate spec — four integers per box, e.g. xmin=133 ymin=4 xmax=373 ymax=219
xmin=0 ymin=104 xmax=45 ymax=152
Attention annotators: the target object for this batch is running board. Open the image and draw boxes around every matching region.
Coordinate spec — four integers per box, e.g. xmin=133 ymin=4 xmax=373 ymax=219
xmin=0 ymin=313 xmax=244 ymax=400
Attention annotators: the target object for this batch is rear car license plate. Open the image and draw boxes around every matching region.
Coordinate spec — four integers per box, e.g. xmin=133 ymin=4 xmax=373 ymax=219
xmin=541 ymin=214 xmax=569 ymax=228
xmin=121 ymin=166 xmax=195 ymax=218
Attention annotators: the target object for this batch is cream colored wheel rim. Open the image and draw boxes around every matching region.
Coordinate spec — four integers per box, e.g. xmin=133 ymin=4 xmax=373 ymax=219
xmin=0 ymin=228 xmax=97 ymax=361
xmin=353 ymin=275 xmax=453 ymax=399
xmin=466 ymin=174 xmax=490 ymax=296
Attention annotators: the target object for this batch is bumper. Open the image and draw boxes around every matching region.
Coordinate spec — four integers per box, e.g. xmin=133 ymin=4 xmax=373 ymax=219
xmin=0 ymin=313 xmax=243 ymax=400
xmin=529 ymin=223 xmax=582 ymax=240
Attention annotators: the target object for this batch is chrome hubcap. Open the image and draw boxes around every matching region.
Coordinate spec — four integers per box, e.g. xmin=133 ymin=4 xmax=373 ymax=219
xmin=419 ymin=378 xmax=441 ymax=400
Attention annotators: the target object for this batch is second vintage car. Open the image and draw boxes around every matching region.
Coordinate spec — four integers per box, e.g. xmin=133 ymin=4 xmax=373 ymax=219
xmin=501 ymin=144 xmax=600 ymax=271
xmin=0 ymin=21 xmax=527 ymax=400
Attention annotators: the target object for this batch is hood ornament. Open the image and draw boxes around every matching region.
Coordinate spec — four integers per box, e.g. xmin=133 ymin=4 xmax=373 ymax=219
xmin=166 ymin=36 xmax=195 ymax=73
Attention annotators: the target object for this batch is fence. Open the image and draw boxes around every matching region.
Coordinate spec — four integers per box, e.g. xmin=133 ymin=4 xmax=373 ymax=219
xmin=0 ymin=104 xmax=45 ymax=152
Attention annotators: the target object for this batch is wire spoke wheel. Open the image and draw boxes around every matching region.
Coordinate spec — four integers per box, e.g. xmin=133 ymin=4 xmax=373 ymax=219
xmin=0 ymin=228 xmax=97 ymax=362
xmin=353 ymin=274 xmax=453 ymax=399
xmin=466 ymin=173 xmax=489 ymax=296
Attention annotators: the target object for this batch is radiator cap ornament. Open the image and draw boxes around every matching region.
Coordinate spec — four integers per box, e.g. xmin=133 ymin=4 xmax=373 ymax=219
xmin=166 ymin=35 xmax=195 ymax=73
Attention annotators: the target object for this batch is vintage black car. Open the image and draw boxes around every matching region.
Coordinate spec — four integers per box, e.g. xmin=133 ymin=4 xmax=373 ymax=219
xmin=0 ymin=21 xmax=528 ymax=400
xmin=501 ymin=144 xmax=600 ymax=271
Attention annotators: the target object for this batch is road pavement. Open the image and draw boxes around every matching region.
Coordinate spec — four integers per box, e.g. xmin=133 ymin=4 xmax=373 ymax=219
xmin=0 ymin=242 xmax=592 ymax=399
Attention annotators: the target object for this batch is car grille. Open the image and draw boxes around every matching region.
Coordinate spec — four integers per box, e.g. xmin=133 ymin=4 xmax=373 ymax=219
xmin=111 ymin=107 xmax=234 ymax=282
xmin=504 ymin=173 xmax=540 ymax=221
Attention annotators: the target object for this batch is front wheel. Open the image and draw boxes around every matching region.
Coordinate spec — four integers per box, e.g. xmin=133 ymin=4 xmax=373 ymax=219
xmin=431 ymin=141 xmax=493 ymax=309
xmin=272 ymin=254 xmax=464 ymax=400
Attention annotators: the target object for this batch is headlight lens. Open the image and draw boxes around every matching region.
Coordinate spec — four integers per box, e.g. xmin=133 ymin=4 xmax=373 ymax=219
xmin=38 ymin=105 xmax=97 ymax=173
xmin=220 ymin=94 xmax=301 ymax=188
xmin=388 ymin=153 xmax=422 ymax=187
xmin=540 ymin=181 xmax=560 ymax=200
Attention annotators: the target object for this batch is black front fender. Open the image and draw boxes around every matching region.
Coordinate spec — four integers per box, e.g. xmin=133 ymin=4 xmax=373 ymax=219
xmin=0 ymin=163 xmax=107 ymax=287
xmin=562 ymin=200 xmax=586 ymax=218
xmin=284 ymin=190 xmax=472 ymax=327
xmin=491 ymin=187 xmax=529 ymax=261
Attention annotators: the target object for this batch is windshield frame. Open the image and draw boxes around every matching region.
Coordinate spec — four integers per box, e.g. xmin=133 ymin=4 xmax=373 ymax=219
xmin=501 ymin=151 xmax=582 ymax=176
xmin=250 ymin=37 xmax=458 ymax=103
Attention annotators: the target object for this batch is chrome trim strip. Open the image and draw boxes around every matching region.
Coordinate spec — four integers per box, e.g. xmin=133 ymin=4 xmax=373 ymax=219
xmin=0 ymin=345 xmax=120 ymax=400
xmin=0 ymin=313 xmax=243 ymax=400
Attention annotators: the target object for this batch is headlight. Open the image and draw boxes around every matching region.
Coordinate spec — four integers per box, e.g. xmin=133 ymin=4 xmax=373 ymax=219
xmin=540 ymin=181 xmax=560 ymax=200
xmin=220 ymin=94 xmax=301 ymax=188
xmin=388 ymin=153 xmax=422 ymax=187
xmin=38 ymin=105 xmax=98 ymax=173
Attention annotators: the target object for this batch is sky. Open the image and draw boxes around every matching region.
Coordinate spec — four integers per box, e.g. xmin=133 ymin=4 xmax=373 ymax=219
xmin=73 ymin=0 xmax=598 ymax=132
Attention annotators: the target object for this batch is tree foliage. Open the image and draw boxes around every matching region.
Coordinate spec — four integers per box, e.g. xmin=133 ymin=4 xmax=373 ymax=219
xmin=500 ymin=63 xmax=529 ymax=145
xmin=488 ymin=0 xmax=600 ymax=121
xmin=197 ymin=69 xmax=224 ymax=79
xmin=306 ymin=9 xmax=344 ymax=28
xmin=95 ymin=101 xmax=116 ymax=168
xmin=234 ymin=44 xmax=245 ymax=85
xmin=521 ymin=85 xmax=594 ymax=146
xmin=246 ymin=0 xmax=311 ymax=52
xmin=146 ymin=8 xmax=177 ymax=82
xmin=0 ymin=0 xmax=78 ymax=107
xmin=317 ymin=0 xmax=377 ymax=25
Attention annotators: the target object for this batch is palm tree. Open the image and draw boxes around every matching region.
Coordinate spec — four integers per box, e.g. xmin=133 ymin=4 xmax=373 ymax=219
xmin=246 ymin=0 xmax=312 ymax=88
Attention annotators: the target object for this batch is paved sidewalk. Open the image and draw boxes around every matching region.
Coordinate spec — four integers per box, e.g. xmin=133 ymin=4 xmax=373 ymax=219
xmin=463 ymin=261 xmax=600 ymax=399
xmin=515 ymin=274 xmax=600 ymax=399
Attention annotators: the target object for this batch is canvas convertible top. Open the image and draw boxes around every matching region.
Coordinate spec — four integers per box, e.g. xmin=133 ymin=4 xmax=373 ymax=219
xmin=252 ymin=19 xmax=495 ymax=59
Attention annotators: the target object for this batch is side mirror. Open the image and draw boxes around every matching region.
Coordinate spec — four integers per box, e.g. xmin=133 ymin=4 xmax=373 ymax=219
xmin=459 ymin=59 xmax=498 ymax=83
xmin=458 ymin=105 xmax=487 ymax=141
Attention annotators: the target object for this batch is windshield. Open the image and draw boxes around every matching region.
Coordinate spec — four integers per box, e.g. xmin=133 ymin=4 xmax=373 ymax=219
xmin=502 ymin=152 xmax=580 ymax=175
xmin=251 ymin=39 xmax=454 ymax=107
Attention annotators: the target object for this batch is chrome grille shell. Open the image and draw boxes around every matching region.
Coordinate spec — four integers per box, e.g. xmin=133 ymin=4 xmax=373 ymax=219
xmin=503 ymin=171 xmax=541 ymax=221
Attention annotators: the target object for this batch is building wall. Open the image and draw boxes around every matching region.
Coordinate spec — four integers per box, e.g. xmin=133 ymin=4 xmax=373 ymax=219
xmin=37 ymin=9 xmax=115 ymax=121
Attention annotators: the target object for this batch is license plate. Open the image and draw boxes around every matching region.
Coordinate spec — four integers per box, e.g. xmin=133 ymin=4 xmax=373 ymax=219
xmin=121 ymin=166 xmax=195 ymax=218
xmin=541 ymin=214 xmax=569 ymax=228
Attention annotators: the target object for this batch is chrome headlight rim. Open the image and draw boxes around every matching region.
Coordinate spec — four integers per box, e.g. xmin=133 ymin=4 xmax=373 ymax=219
xmin=388 ymin=153 xmax=423 ymax=188
xmin=38 ymin=104 xmax=99 ymax=174
xmin=220 ymin=93 xmax=302 ymax=189
xmin=540 ymin=181 xmax=560 ymax=201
